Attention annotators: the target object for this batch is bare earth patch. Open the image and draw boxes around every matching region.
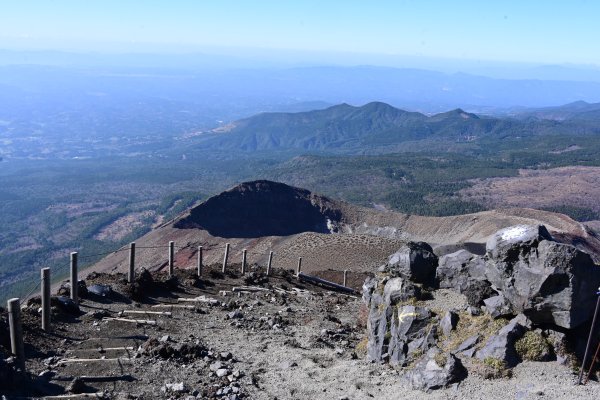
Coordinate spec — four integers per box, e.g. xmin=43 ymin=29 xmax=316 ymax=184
xmin=94 ymin=211 xmax=155 ymax=241
xmin=461 ymin=166 xmax=600 ymax=216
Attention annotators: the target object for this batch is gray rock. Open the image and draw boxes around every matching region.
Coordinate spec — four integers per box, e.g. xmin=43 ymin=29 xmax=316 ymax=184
xmin=159 ymin=335 xmax=171 ymax=343
xmin=165 ymin=382 xmax=187 ymax=393
xmin=466 ymin=306 xmax=482 ymax=316
xmin=216 ymin=368 xmax=229 ymax=378
xmin=54 ymin=296 xmax=80 ymax=314
xmin=483 ymin=295 xmax=512 ymax=319
xmin=476 ymin=315 xmax=527 ymax=367
xmin=486 ymin=225 xmax=553 ymax=260
xmin=437 ymin=250 xmax=486 ymax=291
xmin=405 ymin=348 xmax=467 ymax=391
xmin=67 ymin=378 xmax=86 ymax=394
xmin=484 ymin=226 xmax=600 ymax=329
xmin=227 ymin=310 xmax=243 ymax=319
xmin=463 ymin=280 xmax=496 ymax=307
xmin=366 ymin=287 xmax=434 ymax=366
xmin=456 ymin=334 xmax=480 ymax=353
xmin=440 ymin=311 xmax=458 ymax=336
xmin=87 ymin=284 xmax=112 ymax=297
xmin=383 ymin=242 xmax=438 ymax=284
xmin=209 ymin=361 xmax=224 ymax=371
xmin=362 ymin=276 xmax=378 ymax=305
xmin=383 ymin=277 xmax=421 ymax=305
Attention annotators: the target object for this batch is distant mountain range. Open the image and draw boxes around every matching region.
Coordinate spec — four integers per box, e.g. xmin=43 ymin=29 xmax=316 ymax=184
xmin=192 ymin=101 xmax=599 ymax=154
xmin=511 ymin=101 xmax=600 ymax=122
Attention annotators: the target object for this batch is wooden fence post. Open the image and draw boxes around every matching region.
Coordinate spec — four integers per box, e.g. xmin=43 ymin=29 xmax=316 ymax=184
xmin=41 ymin=267 xmax=50 ymax=332
xmin=241 ymin=249 xmax=247 ymax=275
xmin=197 ymin=246 xmax=203 ymax=277
xmin=7 ymin=298 xmax=25 ymax=369
xmin=343 ymin=270 xmax=348 ymax=287
xmin=128 ymin=242 xmax=136 ymax=283
xmin=70 ymin=252 xmax=78 ymax=303
xmin=222 ymin=243 xmax=230 ymax=273
xmin=168 ymin=241 xmax=174 ymax=277
xmin=296 ymin=257 xmax=302 ymax=277
xmin=267 ymin=251 xmax=273 ymax=276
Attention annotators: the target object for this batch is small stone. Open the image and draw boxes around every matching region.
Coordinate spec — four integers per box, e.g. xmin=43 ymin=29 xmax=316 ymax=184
xmin=209 ymin=361 xmax=224 ymax=371
xmin=165 ymin=382 xmax=187 ymax=393
xmin=227 ymin=310 xmax=243 ymax=319
xmin=220 ymin=352 xmax=232 ymax=360
xmin=67 ymin=378 xmax=86 ymax=394
xmin=159 ymin=335 xmax=171 ymax=343
xmin=216 ymin=368 xmax=229 ymax=377
xmin=467 ymin=306 xmax=482 ymax=316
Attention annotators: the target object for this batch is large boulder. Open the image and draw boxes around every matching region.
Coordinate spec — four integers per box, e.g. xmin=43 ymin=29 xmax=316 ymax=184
xmin=484 ymin=225 xmax=600 ymax=329
xmin=486 ymin=224 xmax=553 ymax=261
xmin=405 ymin=348 xmax=467 ymax=391
xmin=382 ymin=242 xmax=438 ymax=285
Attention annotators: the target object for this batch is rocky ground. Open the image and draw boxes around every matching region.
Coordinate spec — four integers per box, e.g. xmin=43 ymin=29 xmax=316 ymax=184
xmin=1 ymin=258 xmax=599 ymax=399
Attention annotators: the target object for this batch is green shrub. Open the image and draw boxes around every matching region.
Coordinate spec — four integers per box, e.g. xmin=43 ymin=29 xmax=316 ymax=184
xmin=515 ymin=331 xmax=551 ymax=361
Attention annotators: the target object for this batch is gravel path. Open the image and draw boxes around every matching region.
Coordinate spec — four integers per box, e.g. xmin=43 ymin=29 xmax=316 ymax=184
xmin=4 ymin=266 xmax=599 ymax=399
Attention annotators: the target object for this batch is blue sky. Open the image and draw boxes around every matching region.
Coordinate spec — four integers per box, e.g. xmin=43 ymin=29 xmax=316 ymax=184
xmin=1 ymin=0 xmax=599 ymax=64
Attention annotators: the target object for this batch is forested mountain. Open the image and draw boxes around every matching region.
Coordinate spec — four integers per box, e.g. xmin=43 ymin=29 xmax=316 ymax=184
xmin=193 ymin=101 xmax=598 ymax=153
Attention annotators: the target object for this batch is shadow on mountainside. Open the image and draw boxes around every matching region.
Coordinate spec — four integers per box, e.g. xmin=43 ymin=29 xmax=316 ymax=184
xmin=173 ymin=180 xmax=343 ymax=238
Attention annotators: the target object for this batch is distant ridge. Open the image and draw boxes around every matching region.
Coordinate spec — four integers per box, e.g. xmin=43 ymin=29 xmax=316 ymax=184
xmin=193 ymin=101 xmax=596 ymax=153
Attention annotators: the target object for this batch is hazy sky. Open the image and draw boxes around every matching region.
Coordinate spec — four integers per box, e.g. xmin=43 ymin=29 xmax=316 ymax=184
xmin=1 ymin=0 xmax=599 ymax=65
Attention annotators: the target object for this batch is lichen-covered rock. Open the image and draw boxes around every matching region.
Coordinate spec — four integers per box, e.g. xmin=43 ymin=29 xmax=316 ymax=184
xmin=463 ymin=280 xmax=496 ymax=308
xmin=405 ymin=348 xmax=467 ymax=391
xmin=381 ymin=242 xmax=438 ymax=285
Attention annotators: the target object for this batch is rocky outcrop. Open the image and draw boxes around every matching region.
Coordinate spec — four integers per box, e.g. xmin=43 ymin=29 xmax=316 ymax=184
xmin=362 ymin=223 xmax=600 ymax=390
xmin=437 ymin=224 xmax=600 ymax=329
xmin=365 ymin=276 xmax=435 ymax=365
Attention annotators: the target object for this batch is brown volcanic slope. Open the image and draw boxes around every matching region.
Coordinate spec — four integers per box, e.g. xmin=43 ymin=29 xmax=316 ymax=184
xmin=89 ymin=180 xmax=600 ymax=278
